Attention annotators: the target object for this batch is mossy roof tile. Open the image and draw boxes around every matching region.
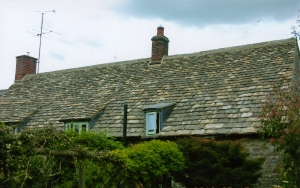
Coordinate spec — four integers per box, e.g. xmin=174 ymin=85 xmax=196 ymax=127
xmin=0 ymin=38 xmax=299 ymax=137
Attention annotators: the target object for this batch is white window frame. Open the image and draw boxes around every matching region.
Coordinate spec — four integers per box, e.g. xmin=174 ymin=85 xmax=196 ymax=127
xmin=146 ymin=112 xmax=160 ymax=136
xmin=65 ymin=121 xmax=89 ymax=133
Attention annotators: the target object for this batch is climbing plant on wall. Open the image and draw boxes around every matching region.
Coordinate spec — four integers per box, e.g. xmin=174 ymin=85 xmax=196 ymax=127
xmin=259 ymin=75 xmax=300 ymax=187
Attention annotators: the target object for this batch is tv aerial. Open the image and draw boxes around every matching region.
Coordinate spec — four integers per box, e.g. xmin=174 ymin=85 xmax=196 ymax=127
xmin=27 ymin=10 xmax=61 ymax=73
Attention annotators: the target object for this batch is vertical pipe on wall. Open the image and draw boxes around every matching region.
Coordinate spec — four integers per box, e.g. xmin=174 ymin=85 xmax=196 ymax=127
xmin=123 ymin=104 xmax=128 ymax=146
xmin=78 ymin=159 xmax=86 ymax=188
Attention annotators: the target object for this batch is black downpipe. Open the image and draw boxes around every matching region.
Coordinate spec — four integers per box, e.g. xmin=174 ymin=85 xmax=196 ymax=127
xmin=123 ymin=104 xmax=127 ymax=146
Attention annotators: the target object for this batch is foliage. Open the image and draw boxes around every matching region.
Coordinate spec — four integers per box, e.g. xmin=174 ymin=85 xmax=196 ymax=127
xmin=0 ymin=124 xmax=185 ymax=187
xmin=0 ymin=125 xmax=124 ymax=187
xmin=259 ymin=76 xmax=300 ymax=187
xmin=84 ymin=160 xmax=115 ymax=188
xmin=64 ymin=130 xmax=124 ymax=151
xmin=291 ymin=10 xmax=300 ymax=40
xmin=110 ymin=139 xmax=185 ymax=187
xmin=172 ymin=137 xmax=264 ymax=187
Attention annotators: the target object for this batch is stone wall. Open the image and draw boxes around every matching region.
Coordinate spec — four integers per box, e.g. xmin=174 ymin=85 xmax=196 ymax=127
xmin=242 ymin=138 xmax=281 ymax=187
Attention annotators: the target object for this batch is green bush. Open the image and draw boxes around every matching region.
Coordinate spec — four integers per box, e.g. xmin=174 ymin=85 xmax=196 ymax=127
xmin=172 ymin=137 xmax=264 ymax=187
xmin=110 ymin=140 xmax=185 ymax=187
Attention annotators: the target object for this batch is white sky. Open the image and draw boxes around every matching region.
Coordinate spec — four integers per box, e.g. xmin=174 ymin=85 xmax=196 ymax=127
xmin=0 ymin=0 xmax=299 ymax=89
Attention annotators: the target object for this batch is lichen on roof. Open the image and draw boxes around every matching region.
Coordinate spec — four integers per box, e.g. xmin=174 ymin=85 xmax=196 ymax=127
xmin=0 ymin=38 xmax=299 ymax=137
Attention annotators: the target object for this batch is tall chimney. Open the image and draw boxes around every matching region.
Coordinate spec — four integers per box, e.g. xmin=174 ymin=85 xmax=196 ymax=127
xmin=15 ymin=55 xmax=37 ymax=80
xmin=151 ymin=25 xmax=169 ymax=62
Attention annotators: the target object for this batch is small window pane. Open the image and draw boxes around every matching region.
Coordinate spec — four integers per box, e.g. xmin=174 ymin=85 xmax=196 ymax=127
xmin=148 ymin=113 xmax=155 ymax=131
xmin=82 ymin=125 xmax=86 ymax=132
xmin=156 ymin=113 xmax=160 ymax=133
xmin=65 ymin=122 xmax=88 ymax=133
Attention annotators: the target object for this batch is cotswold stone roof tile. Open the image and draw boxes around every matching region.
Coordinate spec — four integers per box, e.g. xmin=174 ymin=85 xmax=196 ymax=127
xmin=0 ymin=38 xmax=298 ymax=137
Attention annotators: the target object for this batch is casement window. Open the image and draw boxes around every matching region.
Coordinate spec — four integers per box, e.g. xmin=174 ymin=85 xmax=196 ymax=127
xmin=146 ymin=112 xmax=160 ymax=135
xmin=65 ymin=122 xmax=89 ymax=133
xmin=60 ymin=111 xmax=104 ymax=134
xmin=144 ymin=102 xmax=175 ymax=136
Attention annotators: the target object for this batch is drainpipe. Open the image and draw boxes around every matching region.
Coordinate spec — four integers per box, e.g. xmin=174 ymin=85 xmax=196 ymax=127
xmin=123 ymin=104 xmax=127 ymax=146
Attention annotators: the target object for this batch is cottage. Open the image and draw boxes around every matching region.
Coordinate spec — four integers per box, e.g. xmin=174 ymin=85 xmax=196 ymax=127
xmin=1 ymin=26 xmax=299 ymax=186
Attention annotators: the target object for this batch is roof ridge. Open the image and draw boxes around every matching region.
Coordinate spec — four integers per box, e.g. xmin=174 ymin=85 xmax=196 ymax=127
xmin=25 ymin=57 xmax=151 ymax=77
xmin=24 ymin=38 xmax=296 ymax=78
xmin=166 ymin=38 xmax=296 ymax=59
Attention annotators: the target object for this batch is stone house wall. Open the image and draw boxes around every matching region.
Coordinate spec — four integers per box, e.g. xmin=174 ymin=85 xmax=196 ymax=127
xmin=242 ymin=138 xmax=281 ymax=187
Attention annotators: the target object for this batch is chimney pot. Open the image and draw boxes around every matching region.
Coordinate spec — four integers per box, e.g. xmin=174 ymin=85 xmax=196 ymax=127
xmin=157 ymin=26 xmax=164 ymax=35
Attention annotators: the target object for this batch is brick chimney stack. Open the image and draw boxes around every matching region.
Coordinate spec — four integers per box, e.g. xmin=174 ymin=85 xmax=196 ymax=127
xmin=151 ymin=26 xmax=169 ymax=62
xmin=15 ymin=55 xmax=37 ymax=80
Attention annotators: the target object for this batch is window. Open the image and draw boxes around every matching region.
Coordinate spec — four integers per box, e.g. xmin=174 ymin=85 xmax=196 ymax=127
xmin=65 ymin=122 xmax=89 ymax=133
xmin=144 ymin=102 xmax=175 ymax=136
xmin=146 ymin=112 xmax=160 ymax=135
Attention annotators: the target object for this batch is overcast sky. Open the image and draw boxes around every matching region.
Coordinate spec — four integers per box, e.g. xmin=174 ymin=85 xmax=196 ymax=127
xmin=0 ymin=0 xmax=299 ymax=89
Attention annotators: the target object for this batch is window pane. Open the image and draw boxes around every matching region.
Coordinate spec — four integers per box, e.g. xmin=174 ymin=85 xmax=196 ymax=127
xmin=75 ymin=125 xmax=79 ymax=133
xmin=156 ymin=113 xmax=160 ymax=133
xmin=148 ymin=113 xmax=155 ymax=131
xmin=82 ymin=125 xmax=86 ymax=132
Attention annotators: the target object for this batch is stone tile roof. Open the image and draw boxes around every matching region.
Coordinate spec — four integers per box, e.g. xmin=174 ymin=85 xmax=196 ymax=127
xmin=0 ymin=89 xmax=6 ymax=95
xmin=0 ymin=38 xmax=299 ymax=137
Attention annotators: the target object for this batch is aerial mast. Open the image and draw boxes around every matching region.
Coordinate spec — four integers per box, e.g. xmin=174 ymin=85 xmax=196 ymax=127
xmin=37 ymin=10 xmax=55 ymax=73
xmin=37 ymin=12 xmax=44 ymax=74
xmin=28 ymin=10 xmax=60 ymax=73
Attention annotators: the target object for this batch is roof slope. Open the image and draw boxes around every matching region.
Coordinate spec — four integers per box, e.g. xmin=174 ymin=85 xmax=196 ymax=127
xmin=0 ymin=38 xmax=298 ymax=137
xmin=0 ymin=90 xmax=6 ymax=96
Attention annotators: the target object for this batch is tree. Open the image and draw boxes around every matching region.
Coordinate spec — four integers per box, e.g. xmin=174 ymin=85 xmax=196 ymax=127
xmin=0 ymin=123 xmax=124 ymax=187
xmin=0 ymin=124 xmax=185 ymax=188
xmin=259 ymin=76 xmax=300 ymax=187
xmin=172 ymin=137 xmax=264 ymax=187
xmin=291 ymin=10 xmax=300 ymax=40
